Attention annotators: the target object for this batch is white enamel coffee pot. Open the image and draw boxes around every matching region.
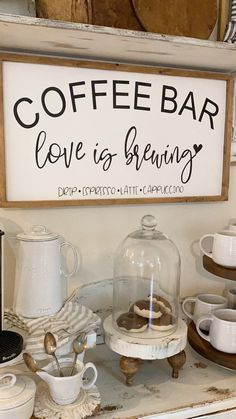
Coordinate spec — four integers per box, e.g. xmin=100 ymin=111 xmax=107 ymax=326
xmin=13 ymin=225 xmax=80 ymax=318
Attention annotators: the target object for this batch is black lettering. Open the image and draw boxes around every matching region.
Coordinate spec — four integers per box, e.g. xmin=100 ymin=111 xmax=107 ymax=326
xmin=161 ymin=85 xmax=178 ymax=113
xmin=113 ymin=80 xmax=130 ymax=109
xmin=35 ymin=130 xmax=47 ymax=169
xmin=35 ymin=131 xmax=85 ymax=169
xmin=13 ymin=97 xmax=39 ymax=129
xmin=75 ymin=142 xmax=86 ymax=160
xmin=134 ymin=82 xmax=151 ymax=111
xmin=198 ymin=98 xmax=219 ymax=129
xmin=178 ymin=91 xmax=196 ymax=120
xmin=41 ymin=87 xmax=66 ymax=118
xmin=124 ymin=126 xmax=139 ymax=167
xmin=93 ymin=142 xmax=117 ymax=171
xmin=69 ymin=82 xmax=86 ymax=112
xmin=91 ymin=80 xmax=108 ymax=109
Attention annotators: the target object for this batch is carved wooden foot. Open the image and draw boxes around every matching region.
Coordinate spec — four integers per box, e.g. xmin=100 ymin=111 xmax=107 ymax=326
xmin=167 ymin=350 xmax=186 ymax=378
xmin=119 ymin=356 xmax=140 ymax=386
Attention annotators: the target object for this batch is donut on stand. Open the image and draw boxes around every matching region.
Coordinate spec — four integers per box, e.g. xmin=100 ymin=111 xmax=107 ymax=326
xmin=108 ymin=215 xmax=187 ymax=385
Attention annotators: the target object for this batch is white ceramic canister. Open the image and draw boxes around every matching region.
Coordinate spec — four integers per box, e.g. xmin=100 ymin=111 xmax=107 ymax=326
xmin=0 ymin=373 xmax=36 ymax=419
xmin=13 ymin=225 xmax=79 ymax=318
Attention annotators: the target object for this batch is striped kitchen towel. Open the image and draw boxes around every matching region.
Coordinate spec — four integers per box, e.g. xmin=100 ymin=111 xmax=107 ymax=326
xmin=4 ymin=301 xmax=101 ymax=355
xmin=224 ymin=0 xmax=236 ymax=42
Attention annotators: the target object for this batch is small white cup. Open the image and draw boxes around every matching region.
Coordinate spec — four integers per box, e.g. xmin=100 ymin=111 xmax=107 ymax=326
xmin=229 ymin=223 xmax=236 ymax=231
xmin=199 ymin=231 xmax=236 ymax=268
xmin=196 ymin=309 xmax=236 ymax=353
xmin=227 ymin=288 xmax=236 ymax=309
xmin=182 ymin=293 xmax=227 ymax=331
xmin=37 ymin=357 xmax=97 ymax=405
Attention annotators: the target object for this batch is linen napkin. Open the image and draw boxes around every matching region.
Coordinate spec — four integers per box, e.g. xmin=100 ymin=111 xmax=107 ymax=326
xmin=4 ymin=300 xmax=101 ymax=355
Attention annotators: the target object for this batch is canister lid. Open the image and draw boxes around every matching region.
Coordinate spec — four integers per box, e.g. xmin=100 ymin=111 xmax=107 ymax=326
xmin=0 ymin=373 xmax=36 ymax=410
xmin=17 ymin=225 xmax=59 ymax=241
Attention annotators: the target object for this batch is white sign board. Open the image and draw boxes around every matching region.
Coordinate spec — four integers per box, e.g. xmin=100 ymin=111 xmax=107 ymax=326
xmin=0 ymin=56 xmax=233 ymax=207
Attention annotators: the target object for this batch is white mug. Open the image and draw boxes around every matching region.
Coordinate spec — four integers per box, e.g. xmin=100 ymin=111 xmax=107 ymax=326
xmin=229 ymin=222 xmax=236 ymax=231
xmin=182 ymin=293 xmax=227 ymax=330
xmin=199 ymin=231 xmax=236 ymax=268
xmin=196 ymin=309 xmax=236 ymax=354
xmin=37 ymin=357 xmax=97 ymax=405
xmin=226 ymin=288 xmax=236 ymax=309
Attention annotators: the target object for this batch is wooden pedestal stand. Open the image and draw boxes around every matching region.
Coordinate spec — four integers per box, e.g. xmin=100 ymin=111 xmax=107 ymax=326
xmin=103 ymin=315 xmax=187 ymax=385
xmin=203 ymin=255 xmax=236 ymax=281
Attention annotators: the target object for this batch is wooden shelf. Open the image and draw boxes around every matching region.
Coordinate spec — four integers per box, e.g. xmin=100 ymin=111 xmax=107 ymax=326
xmin=203 ymin=255 xmax=236 ymax=281
xmin=1 ymin=14 xmax=236 ymax=72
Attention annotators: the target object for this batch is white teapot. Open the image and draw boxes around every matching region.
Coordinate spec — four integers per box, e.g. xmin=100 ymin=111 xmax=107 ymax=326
xmin=13 ymin=225 xmax=80 ymax=318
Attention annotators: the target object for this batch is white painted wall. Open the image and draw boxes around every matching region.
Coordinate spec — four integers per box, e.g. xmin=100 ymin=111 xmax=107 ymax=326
xmin=0 ymin=0 xmax=35 ymax=16
xmin=1 ymin=0 xmax=235 ymax=308
xmin=2 ymin=169 xmax=236 ymax=307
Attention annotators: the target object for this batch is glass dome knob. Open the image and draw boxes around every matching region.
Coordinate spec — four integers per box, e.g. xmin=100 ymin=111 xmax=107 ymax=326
xmin=141 ymin=215 xmax=157 ymax=230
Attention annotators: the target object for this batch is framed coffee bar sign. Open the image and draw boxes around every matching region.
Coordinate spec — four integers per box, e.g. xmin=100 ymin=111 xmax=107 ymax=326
xmin=0 ymin=54 xmax=234 ymax=207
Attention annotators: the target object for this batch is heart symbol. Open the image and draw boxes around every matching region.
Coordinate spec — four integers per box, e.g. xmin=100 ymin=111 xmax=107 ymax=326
xmin=193 ymin=144 xmax=203 ymax=154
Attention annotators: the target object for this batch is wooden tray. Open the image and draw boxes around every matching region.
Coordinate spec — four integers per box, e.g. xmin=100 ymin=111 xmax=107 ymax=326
xmin=188 ymin=321 xmax=236 ymax=371
xmin=203 ymin=255 xmax=236 ymax=281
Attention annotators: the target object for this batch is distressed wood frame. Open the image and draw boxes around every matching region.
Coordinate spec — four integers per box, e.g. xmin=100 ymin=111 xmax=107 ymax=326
xmin=0 ymin=53 xmax=234 ymax=208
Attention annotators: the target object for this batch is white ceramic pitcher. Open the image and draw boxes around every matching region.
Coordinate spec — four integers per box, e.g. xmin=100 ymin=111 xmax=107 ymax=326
xmin=36 ymin=357 xmax=97 ymax=405
xmin=13 ymin=225 xmax=80 ymax=318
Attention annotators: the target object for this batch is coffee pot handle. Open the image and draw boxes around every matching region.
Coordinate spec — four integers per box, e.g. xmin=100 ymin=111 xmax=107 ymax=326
xmin=199 ymin=234 xmax=214 ymax=258
xmin=60 ymin=242 xmax=80 ymax=278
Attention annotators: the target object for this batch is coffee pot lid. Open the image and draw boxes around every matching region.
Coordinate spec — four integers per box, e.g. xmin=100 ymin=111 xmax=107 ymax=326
xmin=16 ymin=225 xmax=59 ymax=241
xmin=0 ymin=373 xmax=36 ymax=410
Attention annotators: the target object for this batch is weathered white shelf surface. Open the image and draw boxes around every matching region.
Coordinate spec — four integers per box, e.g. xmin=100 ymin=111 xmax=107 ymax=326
xmin=89 ymin=343 xmax=236 ymax=419
xmin=2 ymin=343 xmax=236 ymax=419
xmin=1 ymin=13 xmax=236 ymax=73
xmin=2 ymin=279 xmax=236 ymax=418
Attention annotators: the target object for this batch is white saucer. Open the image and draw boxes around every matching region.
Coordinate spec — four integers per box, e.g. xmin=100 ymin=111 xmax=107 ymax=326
xmin=34 ymin=382 xmax=100 ymax=419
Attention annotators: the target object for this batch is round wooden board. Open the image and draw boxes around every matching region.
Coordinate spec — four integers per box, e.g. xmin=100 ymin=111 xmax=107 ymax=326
xmin=132 ymin=0 xmax=217 ymax=39
xmin=36 ymin=0 xmax=90 ymax=23
xmin=91 ymin=0 xmax=144 ymax=31
xmin=203 ymin=255 xmax=236 ymax=281
xmin=188 ymin=321 xmax=236 ymax=371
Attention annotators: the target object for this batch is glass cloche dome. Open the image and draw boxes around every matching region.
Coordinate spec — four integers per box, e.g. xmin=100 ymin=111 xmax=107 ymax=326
xmin=113 ymin=215 xmax=180 ymax=339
